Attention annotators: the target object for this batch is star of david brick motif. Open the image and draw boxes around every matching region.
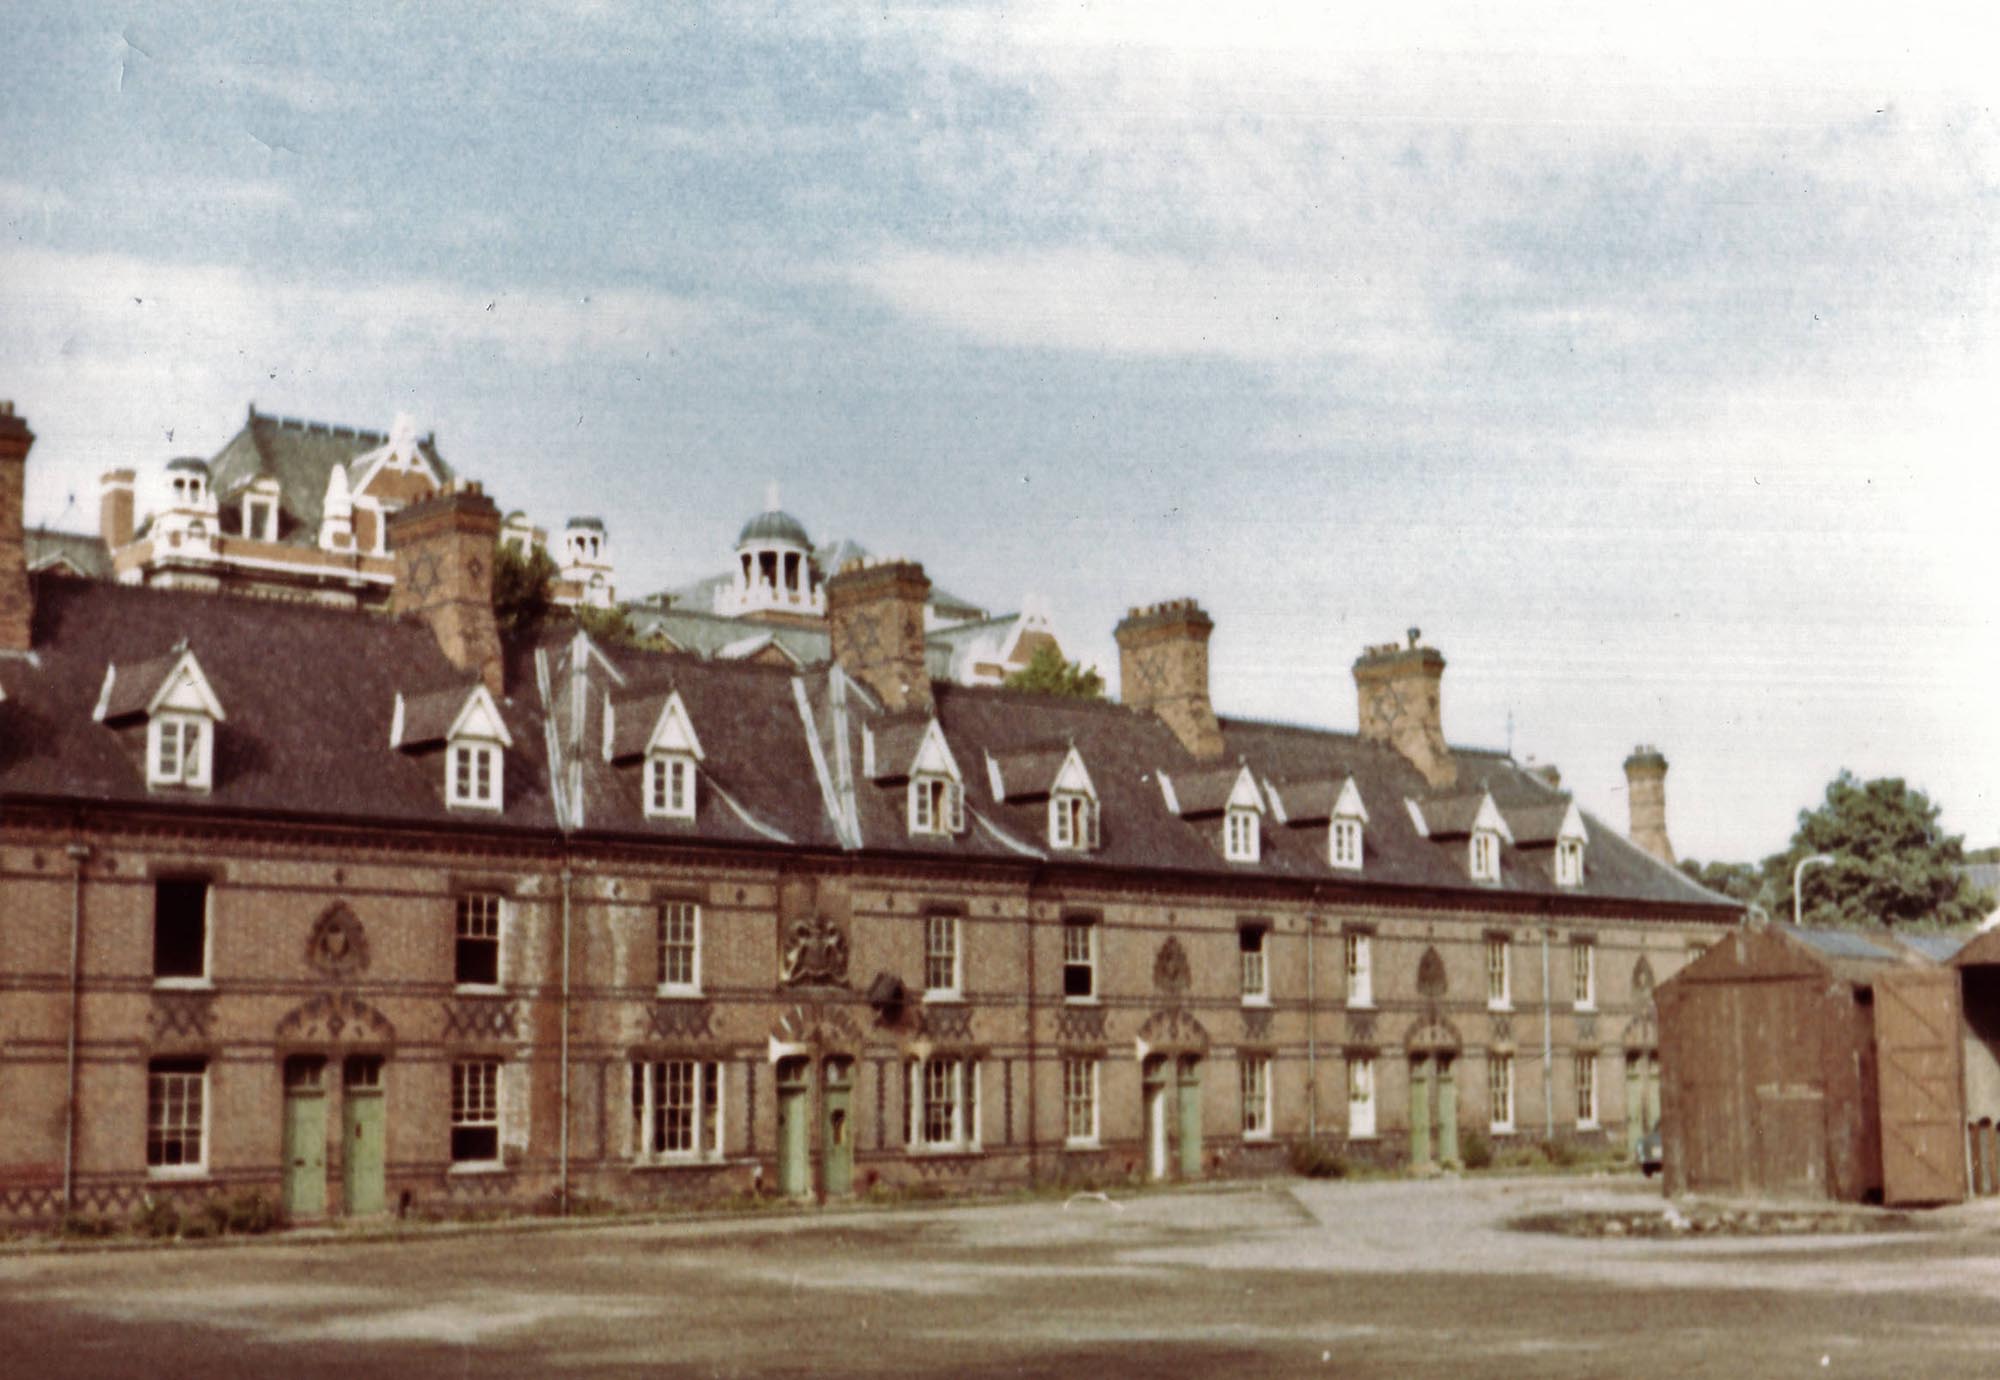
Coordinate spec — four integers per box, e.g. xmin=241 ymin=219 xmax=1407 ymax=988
xmin=442 ymin=998 xmax=520 ymax=1040
xmin=404 ymin=550 xmax=441 ymax=599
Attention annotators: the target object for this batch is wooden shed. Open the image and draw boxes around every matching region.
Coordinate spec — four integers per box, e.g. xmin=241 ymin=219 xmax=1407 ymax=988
xmin=1657 ymin=925 xmax=1914 ymax=1204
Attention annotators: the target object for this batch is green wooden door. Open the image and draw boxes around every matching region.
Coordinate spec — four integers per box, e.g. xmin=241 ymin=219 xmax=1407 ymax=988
xmin=1435 ymin=1057 xmax=1459 ymax=1166
xmin=1409 ymin=1057 xmax=1433 ymax=1166
xmin=822 ymin=1058 xmax=854 ymax=1198
xmin=342 ymin=1056 xmax=386 ymax=1216
xmin=1176 ymin=1056 xmax=1203 ymax=1180
xmin=777 ymin=1058 xmax=811 ymax=1198
xmin=282 ymin=1056 xmax=327 ymax=1220
xmin=1143 ymin=1057 xmax=1169 ymax=1180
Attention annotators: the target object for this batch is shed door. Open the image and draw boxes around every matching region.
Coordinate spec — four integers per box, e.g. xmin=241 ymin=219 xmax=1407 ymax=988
xmin=1875 ymin=969 xmax=1967 ymax=1206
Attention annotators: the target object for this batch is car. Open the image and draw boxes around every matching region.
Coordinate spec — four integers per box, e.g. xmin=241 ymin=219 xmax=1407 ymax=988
xmin=1637 ymin=1127 xmax=1664 ymax=1177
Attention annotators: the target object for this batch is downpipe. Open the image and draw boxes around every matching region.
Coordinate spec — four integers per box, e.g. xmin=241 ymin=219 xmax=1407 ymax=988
xmin=63 ymin=839 xmax=92 ymax=1220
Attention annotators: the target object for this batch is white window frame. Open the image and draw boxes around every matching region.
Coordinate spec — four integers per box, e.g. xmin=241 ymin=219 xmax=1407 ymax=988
xmin=1572 ymin=939 xmax=1596 ymax=1010
xmin=1225 ymin=806 xmax=1260 ymax=862
xmin=631 ymin=1058 xmax=725 ymax=1164
xmin=1329 ymin=816 xmax=1363 ymax=871
xmin=1240 ymin=924 xmax=1270 ymax=1005
xmin=244 ymin=493 xmax=277 ymax=542
xmin=1575 ymin=1051 xmax=1599 ymax=1129
xmin=1063 ymin=1057 xmax=1099 ymax=1147
xmin=454 ymin=891 xmax=505 ymax=992
xmin=1556 ymin=837 xmax=1584 ymax=887
xmin=1347 ymin=1055 xmax=1377 ymax=1139
xmin=146 ymin=1058 xmax=209 ymax=1177
xmin=1241 ymin=1054 xmax=1273 ymax=1140
xmin=1489 ymin=1054 xmax=1516 ymax=1134
xmin=906 ymin=1056 xmax=981 ymax=1152
xmin=1345 ymin=931 xmax=1373 ymax=1009
xmin=448 ymin=739 xmax=503 ymax=811
xmin=450 ymin=1059 xmax=503 ymax=1169
xmin=147 ymin=712 xmax=214 ymax=791
xmin=657 ymin=899 xmax=701 ymax=996
xmin=1486 ymin=936 xmax=1511 ymax=1011
xmin=1470 ymin=829 xmax=1500 ymax=882
xmin=909 ymin=774 xmax=963 ymax=836
xmin=645 ymin=753 xmax=697 ymax=820
xmin=1049 ymin=791 xmax=1098 ymax=852
xmin=1062 ymin=918 xmax=1097 ymax=1003
xmin=923 ymin=912 xmax=961 ymax=999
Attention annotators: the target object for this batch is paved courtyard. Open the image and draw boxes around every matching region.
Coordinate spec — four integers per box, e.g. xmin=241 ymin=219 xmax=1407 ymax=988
xmin=5 ymin=1176 xmax=2000 ymax=1378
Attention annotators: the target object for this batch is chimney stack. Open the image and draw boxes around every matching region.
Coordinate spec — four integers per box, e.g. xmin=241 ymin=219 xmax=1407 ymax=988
xmin=387 ymin=481 xmax=505 ymax=698
xmin=1115 ymin=598 xmax=1225 ymax=760
xmin=826 ymin=557 xmax=933 ymax=713
xmin=1353 ymin=629 xmax=1456 ymax=789
xmin=1623 ymin=745 xmax=1675 ymax=864
xmin=99 ymin=468 xmax=136 ymax=550
xmin=0 ymin=402 xmax=36 ymax=652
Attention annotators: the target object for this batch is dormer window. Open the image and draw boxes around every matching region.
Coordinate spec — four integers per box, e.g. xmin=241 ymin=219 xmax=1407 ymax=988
xmin=392 ymin=682 xmax=512 ymax=813
xmin=1331 ymin=817 xmax=1363 ymax=870
xmin=151 ymin=714 xmax=211 ymax=789
xmin=910 ymin=774 xmax=964 ymax=835
xmin=1050 ymin=791 xmax=1098 ymax=851
xmin=647 ymin=753 xmax=697 ymax=820
xmin=450 ymin=741 xmax=502 ymax=808
xmin=1226 ymin=806 xmax=1260 ymax=862
xmin=97 ymin=646 xmax=226 ymax=795
xmin=1470 ymin=829 xmax=1501 ymax=882
xmin=1556 ymin=837 xmax=1584 ymax=887
xmin=242 ymin=479 xmax=280 ymax=542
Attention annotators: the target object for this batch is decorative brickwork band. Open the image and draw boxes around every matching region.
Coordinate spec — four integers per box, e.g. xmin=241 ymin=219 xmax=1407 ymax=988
xmin=645 ymin=1001 xmax=715 ymax=1042
xmin=1056 ymin=1006 xmax=1106 ymax=1043
xmin=442 ymin=997 xmax=520 ymax=1040
xmin=276 ymin=991 xmax=396 ymax=1044
xmin=148 ymin=991 xmax=217 ymax=1043
xmin=1137 ymin=1007 xmax=1209 ymax=1055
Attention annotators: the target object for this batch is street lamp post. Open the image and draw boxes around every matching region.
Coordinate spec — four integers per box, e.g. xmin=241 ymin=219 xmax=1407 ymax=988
xmin=1794 ymin=853 xmax=1836 ymax=928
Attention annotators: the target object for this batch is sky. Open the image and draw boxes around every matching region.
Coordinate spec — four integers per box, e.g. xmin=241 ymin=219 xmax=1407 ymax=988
xmin=3 ymin=2 xmax=1995 ymax=866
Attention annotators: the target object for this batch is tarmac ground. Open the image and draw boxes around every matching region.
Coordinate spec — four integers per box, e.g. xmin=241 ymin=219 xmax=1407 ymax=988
xmin=4 ymin=1175 xmax=1999 ymax=1378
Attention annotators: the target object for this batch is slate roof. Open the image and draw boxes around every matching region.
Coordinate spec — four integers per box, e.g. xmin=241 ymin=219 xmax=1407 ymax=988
xmin=989 ymin=745 xmax=1072 ymax=800
xmin=26 ymin=527 xmax=111 ymax=578
xmin=97 ymin=651 xmax=184 ymax=722
xmin=0 ymin=574 xmax=1742 ymax=912
xmin=1507 ymin=803 xmax=1577 ymax=847
xmin=206 ymin=406 xmax=452 ymax=538
xmin=1269 ymin=778 xmax=1354 ymax=825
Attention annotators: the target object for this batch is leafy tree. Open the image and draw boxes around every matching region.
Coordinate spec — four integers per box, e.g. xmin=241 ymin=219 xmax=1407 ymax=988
xmin=1677 ymin=858 xmax=1763 ymax=905
xmin=492 ymin=542 xmax=558 ymax=635
xmin=1003 ymin=644 xmax=1105 ymax=699
xmin=1772 ymin=770 xmax=1987 ymax=930
xmin=574 ymin=602 xmax=640 ymax=647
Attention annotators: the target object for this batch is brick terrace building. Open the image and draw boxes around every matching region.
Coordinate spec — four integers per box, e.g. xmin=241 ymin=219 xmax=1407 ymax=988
xmin=0 ymin=402 xmax=1739 ymax=1224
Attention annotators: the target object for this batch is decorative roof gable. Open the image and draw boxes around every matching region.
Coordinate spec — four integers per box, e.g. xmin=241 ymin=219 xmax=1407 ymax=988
xmin=1267 ymin=775 xmax=1367 ymax=827
xmin=391 ymin=682 xmax=513 ymax=751
xmin=1160 ymin=762 xmax=1262 ymax=818
xmin=1506 ymin=799 xmax=1588 ymax=848
xmin=602 ymin=685 xmax=707 ymax=763
xmin=1410 ymin=788 xmax=1513 ymax=842
xmin=93 ymin=645 xmax=226 ymax=725
xmin=987 ymin=743 xmax=1094 ymax=802
xmin=864 ymin=716 xmax=961 ymax=784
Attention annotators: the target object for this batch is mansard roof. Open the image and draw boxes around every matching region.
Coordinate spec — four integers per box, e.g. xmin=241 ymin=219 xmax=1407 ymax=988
xmin=0 ymin=574 xmax=1735 ymax=912
xmin=26 ymin=527 xmax=111 ymax=579
xmin=207 ymin=405 xmax=453 ymax=536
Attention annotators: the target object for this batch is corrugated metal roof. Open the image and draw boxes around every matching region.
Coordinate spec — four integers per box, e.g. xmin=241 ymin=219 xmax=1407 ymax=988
xmin=1781 ymin=926 xmax=1901 ymax=962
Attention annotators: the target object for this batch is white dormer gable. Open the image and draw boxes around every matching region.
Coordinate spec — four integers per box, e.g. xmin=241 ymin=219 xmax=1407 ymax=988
xmin=1468 ymin=789 xmax=1511 ymax=882
xmin=150 ymin=651 xmax=226 ymax=723
xmin=1554 ymin=800 xmax=1589 ymax=887
xmin=1224 ymin=764 xmax=1263 ymax=863
xmin=1329 ymin=777 xmax=1368 ymax=871
xmin=909 ymin=719 xmax=961 ymax=782
xmin=319 ymin=463 xmax=355 ymax=551
xmin=904 ymin=719 xmax=965 ymax=837
xmin=1225 ymin=764 xmax=1264 ymax=813
xmin=644 ymin=691 xmax=705 ymax=761
xmin=448 ymin=686 xmax=514 ymax=750
xmin=1469 ymin=790 xmax=1514 ymax=844
xmin=1047 ymin=746 xmax=1100 ymax=852
xmin=93 ymin=648 xmax=226 ymax=793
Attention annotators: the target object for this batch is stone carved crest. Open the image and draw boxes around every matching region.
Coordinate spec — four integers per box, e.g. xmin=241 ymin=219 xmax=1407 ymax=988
xmin=1153 ymin=936 xmax=1192 ymax=998
xmin=1137 ymin=1007 xmax=1209 ymax=1054
xmin=305 ymin=903 xmax=370 ymax=979
xmin=779 ymin=914 xmax=850 ymax=987
xmin=277 ymin=991 xmax=395 ymax=1044
xmin=1416 ymin=945 xmax=1448 ymax=998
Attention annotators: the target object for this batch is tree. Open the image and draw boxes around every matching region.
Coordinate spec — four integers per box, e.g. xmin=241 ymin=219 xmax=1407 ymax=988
xmin=1002 ymin=644 xmax=1105 ymax=699
xmin=1772 ymin=770 xmax=1987 ymax=930
xmin=1677 ymin=858 xmax=1763 ymax=905
xmin=492 ymin=542 xmax=557 ymax=635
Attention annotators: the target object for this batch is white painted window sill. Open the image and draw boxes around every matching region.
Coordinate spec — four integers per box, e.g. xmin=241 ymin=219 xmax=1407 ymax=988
xmin=631 ymin=1156 xmax=727 ymax=1171
xmin=454 ymin=984 xmax=506 ymax=998
xmin=907 ymin=1144 xmax=982 ymax=1157
xmin=1242 ymin=1132 xmax=1274 ymax=1143
xmin=1062 ymin=1139 xmax=1101 ymax=1152
xmin=1488 ymin=1001 xmax=1512 ymax=1013
xmin=146 ymin=1166 xmax=210 ymax=1182
xmin=1346 ymin=998 xmax=1375 ymax=1011
xmin=152 ymin=977 xmax=213 ymax=992
xmin=1240 ymin=996 xmax=1272 ymax=1008
xmin=1062 ymin=995 xmax=1099 ymax=1007
xmin=921 ymin=992 xmax=964 ymax=1005
xmin=448 ymin=1161 xmax=507 ymax=1176
xmin=655 ymin=985 xmax=703 ymax=1000
xmin=1345 ymin=1131 xmax=1378 ymax=1142
xmin=1489 ymin=1125 xmax=1518 ymax=1137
